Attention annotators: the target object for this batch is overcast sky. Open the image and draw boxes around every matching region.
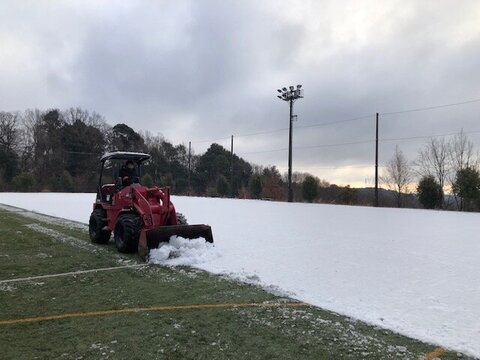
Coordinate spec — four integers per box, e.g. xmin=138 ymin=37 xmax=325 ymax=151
xmin=1 ymin=0 xmax=480 ymax=186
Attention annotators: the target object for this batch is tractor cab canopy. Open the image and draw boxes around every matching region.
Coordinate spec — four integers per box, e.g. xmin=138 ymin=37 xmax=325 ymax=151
xmin=101 ymin=151 xmax=151 ymax=164
xmin=97 ymin=152 xmax=152 ymax=200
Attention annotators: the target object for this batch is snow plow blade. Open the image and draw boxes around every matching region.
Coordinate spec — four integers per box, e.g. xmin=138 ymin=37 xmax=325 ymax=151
xmin=138 ymin=225 xmax=213 ymax=261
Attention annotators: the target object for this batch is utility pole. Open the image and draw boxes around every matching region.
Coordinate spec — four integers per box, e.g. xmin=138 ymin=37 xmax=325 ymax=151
xmin=277 ymin=85 xmax=304 ymax=202
xmin=375 ymin=113 xmax=379 ymax=207
xmin=230 ymin=135 xmax=234 ymax=198
xmin=188 ymin=141 xmax=191 ymax=195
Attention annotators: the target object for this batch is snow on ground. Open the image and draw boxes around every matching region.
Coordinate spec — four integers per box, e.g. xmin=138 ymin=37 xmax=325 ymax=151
xmin=1 ymin=192 xmax=480 ymax=357
xmin=149 ymin=236 xmax=220 ymax=266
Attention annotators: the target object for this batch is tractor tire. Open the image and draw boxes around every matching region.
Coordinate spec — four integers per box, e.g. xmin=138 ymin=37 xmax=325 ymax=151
xmin=176 ymin=212 xmax=188 ymax=225
xmin=89 ymin=209 xmax=111 ymax=244
xmin=114 ymin=213 xmax=140 ymax=253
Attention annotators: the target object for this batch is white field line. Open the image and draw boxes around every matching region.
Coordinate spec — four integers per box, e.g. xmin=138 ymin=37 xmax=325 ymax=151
xmin=1 ymin=205 xmax=106 ymax=256
xmin=24 ymin=223 xmax=97 ymax=252
xmin=0 ymin=264 xmax=148 ymax=284
xmin=0 ymin=203 xmax=88 ymax=230
xmin=22 ymin=223 xmax=138 ymax=266
xmin=0 ymin=207 xmax=148 ymax=284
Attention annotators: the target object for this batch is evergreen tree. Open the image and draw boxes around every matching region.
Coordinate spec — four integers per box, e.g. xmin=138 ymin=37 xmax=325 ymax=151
xmin=52 ymin=170 xmax=74 ymax=192
xmin=0 ymin=111 xmax=20 ymax=181
xmin=63 ymin=120 xmax=106 ymax=177
xmin=417 ymin=175 xmax=443 ymax=209
xmin=141 ymin=173 xmax=154 ymax=187
xmin=110 ymin=123 xmax=145 ymax=151
xmin=452 ymin=167 xmax=480 ymax=211
xmin=195 ymin=143 xmax=252 ymax=197
xmin=261 ymin=166 xmax=284 ymax=200
xmin=217 ymin=175 xmax=230 ymax=197
xmin=249 ymin=173 xmax=262 ymax=199
xmin=337 ymin=185 xmax=357 ymax=205
xmin=33 ymin=109 xmax=65 ymax=189
xmin=12 ymin=172 xmax=36 ymax=192
xmin=302 ymin=175 xmax=319 ymax=203
xmin=0 ymin=147 xmax=18 ymax=182
xmin=161 ymin=173 xmax=175 ymax=189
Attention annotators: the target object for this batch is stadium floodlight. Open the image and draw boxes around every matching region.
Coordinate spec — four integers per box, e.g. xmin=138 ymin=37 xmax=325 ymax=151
xmin=275 ymin=85 xmax=304 ymax=202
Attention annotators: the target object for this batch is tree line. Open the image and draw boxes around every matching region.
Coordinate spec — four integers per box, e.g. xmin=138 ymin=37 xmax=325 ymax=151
xmin=1 ymin=108 xmax=480 ymax=211
xmin=0 ymin=108 xmax=331 ymax=201
xmin=382 ymin=131 xmax=480 ymax=211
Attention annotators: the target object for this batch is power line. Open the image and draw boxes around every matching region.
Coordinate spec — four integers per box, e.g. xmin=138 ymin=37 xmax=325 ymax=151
xmin=380 ymin=129 xmax=480 ymax=143
xmin=295 ymin=164 xmax=386 ymax=170
xmin=190 ymin=96 xmax=480 ymax=144
xmin=235 ymin=127 xmax=289 ymax=138
xmin=380 ymin=98 xmax=480 ymax=116
xmin=294 ymin=114 xmax=374 ymax=130
xmin=238 ymin=148 xmax=288 ymax=155
xmin=193 ymin=114 xmax=374 ymax=143
xmin=238 ymin=139 xmax=374 ymax=155
xmin=191 ymin=136 xmax=231 ymax=144
xmin=234 ymin=114 xmax=374 ymax=139
xmin=295 ymin=139 xmax=374 ymax=150
xmin=238 ymin=129 xmax=480 ymax=156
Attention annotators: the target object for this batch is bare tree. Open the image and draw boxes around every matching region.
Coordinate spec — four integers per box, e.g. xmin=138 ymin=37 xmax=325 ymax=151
xmin=63 ymin=107 xmax=89 ymax=124
xmin=449 ymin=130 xmax=476 ymax=171
xmin=0 ymin=111 xmax=20 ymax=150
xmin=0 ymin=111 xmax=21 ymax=182
xmin=415 ymin=138 xmax=450 ymax=206
xmin=62 ymin=107 xmax=110 ymax=134
xmin=448 ymin=130 xmax=478 ymax=209
xmin=19 ymin=109 xmax=44 ymax=172
xmin=382 ymin=146 xmax=413 ymax=207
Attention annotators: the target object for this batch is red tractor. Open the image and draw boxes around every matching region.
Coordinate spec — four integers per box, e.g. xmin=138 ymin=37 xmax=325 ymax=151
xmin=89 ymin=151 xmax=213 ymax=260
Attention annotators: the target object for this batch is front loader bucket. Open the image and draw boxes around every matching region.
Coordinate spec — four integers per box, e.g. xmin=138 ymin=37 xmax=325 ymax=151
xmin=138 ymin=225 xmax=213 ymax=261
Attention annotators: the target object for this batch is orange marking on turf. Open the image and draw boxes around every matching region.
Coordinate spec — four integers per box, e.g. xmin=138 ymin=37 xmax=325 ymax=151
xmin=423 ymin=347 xmax=445 ymax=360
xmin=0 ymin=302 xmax=307 ymax=325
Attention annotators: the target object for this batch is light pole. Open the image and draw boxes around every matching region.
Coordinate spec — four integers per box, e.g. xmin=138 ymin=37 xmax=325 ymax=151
xmin=277 ymin=85 xmax=304 ymax=202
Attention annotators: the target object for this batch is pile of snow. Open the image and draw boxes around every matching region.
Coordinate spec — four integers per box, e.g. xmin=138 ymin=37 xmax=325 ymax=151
xmin=149 ymin=236 xmax=219 ymax=266
xmin=1 ymin=192 xmax=480 ymax=357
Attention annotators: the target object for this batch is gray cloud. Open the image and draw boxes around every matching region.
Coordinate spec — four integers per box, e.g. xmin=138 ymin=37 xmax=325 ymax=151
xmin=1 ymin=0 xmax=480 ymax=185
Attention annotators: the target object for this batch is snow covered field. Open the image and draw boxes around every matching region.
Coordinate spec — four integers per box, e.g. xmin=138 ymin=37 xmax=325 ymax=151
xmin=1 ymin=192 xmax=479 ymax=357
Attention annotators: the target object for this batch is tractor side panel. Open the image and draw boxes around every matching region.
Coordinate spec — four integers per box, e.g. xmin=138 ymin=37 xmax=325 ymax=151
xmin=132 ymin=186 xmax=174 ymax=230
xmin=93 ymin=187 xmax=136 ymax=232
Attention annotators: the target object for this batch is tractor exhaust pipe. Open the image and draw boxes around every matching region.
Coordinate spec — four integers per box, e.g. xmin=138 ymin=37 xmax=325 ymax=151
xmin=138 ymin=224 xmax=213 ymax=261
